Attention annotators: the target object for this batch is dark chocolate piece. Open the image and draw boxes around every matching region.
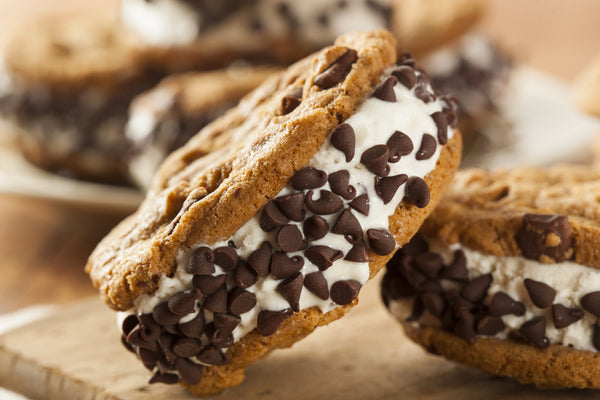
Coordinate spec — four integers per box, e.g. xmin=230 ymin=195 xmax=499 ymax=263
xmin=186 ymin=246 xmax=215 ymax=275
xmin=477 ymin=316 xmax=505 ymax=336
xmin=274 ymin=193 xmax=306 ymax=222
xmin=257 ymin=309 xmax=293 ymax=336
xmin=175 ymin=358 xmax=204 ymax=385
xmin=197 ymin=345 xmax=229 ymax=366
xmin=303 ymin=215 xmax=329 ymax=242
xmin=552 ymin=304 xmax=584 ymax=329
xmin=439 ymin=250 xmax=469 ymax=282
xmin=292 ymin=167 xmax=329 ymax=190
xmin=421 ymin=292 xmax=445 ymax=317
xmin=431 ymin=111 xmax=448 ymax=145
xmin=202 ymin=286 xmax=228 ymax=314
xmin=489 ymin=292 xmax=525 ymax=317
xmin=405 ymin=177 xmax=430 ymax=208
xmin=524 ymin=279 xmax=556 ymax=309
xmin=305 ymin=245 xmax=343 ymax=271
xmin=149 ymin=371 xmax=179 ymax=384
xmin=277 ymin=225 xmax=305 ymax=253
xmin=277 ymin=273 xmax=304 ymax=312
xmin=367 ymin=229 xmax=395 ymax=255
xmin=122 ymin=314 xmax=139 ymax=336
xmin=415 ymin=73 xmax=436 ymax=103
xmin=392 ymin=66 xmax=417 ymax=89
xmin=328 ymin=170 xmax=356 ymax=200
xmin=228 ymin=288 xmax=257 ymax=316
xmin=168 ymin=290 xmax=201 ymax=316
xmin=314 ymin=49 xmax=358 ymax=89
xmin=460 ymin=274 xmax=493 ymax=304
xmin=349 ymin=193 xmax=370 ymax=216
xmin=178 ymin=312 xmax=205 ymax=339
xmin=413 ymin=252 xmax=443 ymax=278
xmin=305 ymin=190 xmax=344 ymax=214
xmin=454 ymin=311 xmax=476 ymax=340
xmin=331 ymin=208 xmax=362 ymax=238
xmin=361 ymin=145 xmax=390 ymax=176
xmin=330 ymin=280 xmax=362 ymax=305
xmin=282 ymin=94 xmax=301 ymax=114
xmin=153 ymin=302 xmax=182 ymax=327
xmin=260 ymin=201 xmax=290 ymax=232
xmin=303 ymin=271 xmax=330 ymax=300
xmin=517 ymin=213 xmax=573 ymax=262
xmin=344 ymin=240 xmax=370 ymax=262
xmin=520 ymin=316 xmax=549 ymax=349
xmin=247 ymin=241 xmax=272 ymax=277
xmin=213 ymin=313 xmax=240 ymax=338
xmin=375 ymin=174 xmax=408 ymax=204
xmin=415 ymin=134 xmax=437 ymax=161
xmin=373 ymin=76 xmax=397 ymax=102
xmin=330 ymin=123 xmax=356 ymax=162
xmin=233 ymin=260 xmax=258 ymax=289
xmin=387 ymin=130 xmax=413 ymax=162
xmin=581 ymin=291 xmax=600 ymax=318
xmin=172 ymin=337 xmax=203 ymax=358
xmin=193 ymin=274 xmax=227 ymax=296
xmin=270 ymin=252 xmax=304 ymax=280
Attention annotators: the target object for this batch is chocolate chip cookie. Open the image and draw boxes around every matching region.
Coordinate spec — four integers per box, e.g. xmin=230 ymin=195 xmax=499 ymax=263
xmin=382 ymin=165 xmax=600 ymax=389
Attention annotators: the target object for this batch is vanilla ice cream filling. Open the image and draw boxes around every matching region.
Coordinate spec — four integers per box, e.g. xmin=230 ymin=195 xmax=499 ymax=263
xmin=390 ymin=240 xmax=600 ymax=352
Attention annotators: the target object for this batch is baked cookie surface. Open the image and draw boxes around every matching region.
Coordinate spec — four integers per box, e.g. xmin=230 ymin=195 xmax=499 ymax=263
xmin=87 ymin=29 xmax=462 ymax=394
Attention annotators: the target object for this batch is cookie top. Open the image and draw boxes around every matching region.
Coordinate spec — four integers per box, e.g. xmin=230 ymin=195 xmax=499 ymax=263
xmin=574 ymin=53 xmax=600 ymax=117
xmin=87 ymin=30 xmax=399 ymax=310
xmin=420 ymin=166 xmax=600 ymax=268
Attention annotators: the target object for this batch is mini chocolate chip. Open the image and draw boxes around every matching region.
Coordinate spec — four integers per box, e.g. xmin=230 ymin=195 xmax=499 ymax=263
xmin=172 ymin=337 xmax=203 ymax=358
xmin=431 ymin=111 xmax=448 ymax=145
xmin=149 ymin=371 xmax=179 ymax=385
xmin=517 ymin=213 xmax=573 ymax=262
xmin=139 ymin=314 xmax=161 ymax=343
xmin=233 ymin=260 xmax=258 ymax=289
xmin=345 ymin=240 xmax=370 ymax=262
xmin=404 ymin=266 xmax=427 ymax=289
xmin=153 ymin=302 xmax=182 ymax=326
xmin=168 ymin=289 xmax=201 ymax=316
xmin=304 ymin=271 xmax=329 ymax=300
xmin=277 ymin=273 xmax=304 ymax=312
xmin=186 ymin=246 xmax=215 ymax=275
xmin=328 ymin=170 xmax=356 ymax=200
xmin=489 ymin=292 xmax=525 ymax=316
xmin=387 ymin=131 xmax=413 ymax=162
xmin=213 ymin=313 xmax=240 ymax=337
xmin=408 ymin=297 xmax=425 ymax=322
xmin=305 ymin=190 xmax=344 ymax=214
xmin=303 ymin=215 xmax=329 ymax=242
xmin=193 ymin=274 xmax=227 ymax=296
xmin=461 ymin=274 xmax=493 ymax=304
xmin=202 ymin=285 xmax=228 ymax=314
xmin=520 ymin=316 xmax=549 ymax=349
xmin=361 ymin=145 xmax=390 ymax=176
xmin=391 ymin=66 xmax=417 ymax=89
xmin=314 ymin=49 xmax=358 ymax=89
xmin=375 ymin=174 xmax=408 ymax=204
xmin=305 ymin=245 xmax=343 ymax=270
xmin=581 ymin=291 xmax=600 ymax=317
xmin=292 ymin=167 xmax=328 ymax=190
xmin=175 ymin=358 xmax=203 ymax=385
xmin=205 ymin=322 xmax=234 ymax=348
xmin=331 ymin=208 xmax=362 ymax=238
xmin=330 ymin=280 xmax=362 ymax=305
xmin=126 ymin=326 xmax=149 ymax=350
xmin=399 ymin=234 xmax=429 ymax=256
xmin=445 ymin=290 xmax=475 ymax=313
xmin=197 ymin=345 xmax=229 ymax=366
xmin=552 ymin=304 xmax=584 ymax=329
xmin=421 ymin=280 xmax=443 ymax=293
xmin=421 ymin=292 xmax=445 ymax=317
xmin=413 ymin=252 xmax=443 ymax=278
xmin=138 ymin=347 xmax=160 ymax=368
xmin=213 ymin=246 xmax=238 ymax=272
xmin=373 ymin=76 xmax=397 ymax=102
xmin=158 ymin=333 xmax=178 ymax=363
xmin=274 ymin=193 xmax=306 ymax=221
xmin=439 ymin=250 xmax=469 ymax=282
xmin=228 ymin=287 xmax=257 ymax=316
xmin=260 ymin=201 xmax=290 ymax=232
xmin=349 ymin=193 xmax=370 ymax=216
xmin=277 ymin=225 xmax=304 ymax=253
xmin=270 ymin=252 xmax=304 ymax=280
xmin=122 ymin=314 xmax=139 ymax=336
xmin=330 ymin=123 xmax=356 ymax=162
xmin=381 ymin=271 xmax=417 ymax=303
xmin=247 ymin=241 xmax=272 ymax=277
xmin=179 ymin=312 xmax=205 ymax=339
xmin=415 ymin=73 xmax=435 ymax=103
xmin=405 ymin=177 xmax=430 ymax=208
xmin=442 ymin=95 xmax=459 ymax=128
xmin=367 ymin=229 xmax=395 ymax=255
xmin=415 ymin=134 xmax=437 ymax=160
xmin=477 ymin=316 xmax=505 ymax=336
xmin=282 ymin=94 xmax=301 ymax=114
xmin=257 ymin=309 xmax=293 ymax=336
xmin=454 ymin=311 xmax=476 ymax=340
xmin=524 ymin=279 xmax=556 ymax=309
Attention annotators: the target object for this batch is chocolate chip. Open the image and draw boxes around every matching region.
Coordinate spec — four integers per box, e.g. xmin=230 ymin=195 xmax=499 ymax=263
xmin=257 ymin=309 xmax=293 ymax=336
xmin=517 ymin=214 xmax=573 ymax=262
xmin=552 ymin=304 xmax=584 ymax=329
xmin=373 ymin=76 xmax=397 ymax=102
xmin=260 ymin=201 xmax=289 ymax=232
xmin=415 ymin=134 xmax=437 ymax=160
xmin=193 ymin=274 xmax=227 ymax=296
xmin=439 ymin=250 xmax=469 ymax=282
xmin=277 ymin=273 xmax=304 ymax=312
xmin=387 ymin=131 xmax=413 ymax=162
xmin=149 ymin=371 xmax=179 ymax=385
xmin=391 ymin=66 xmax=417 ymax=89
xmin=202 ymin=285 xmax=228 ymax=314
xmin=445 ymin=290 xmax=475 ymax=313
xmin=349 ymin=194 xmax=370 ymax=216
xmin=175 ymin=358 xmax=203 ymax=385
xmin=138 ymin=346 xmax=160 ymax=368
xmin=126 ymin=326 xmax=152 ymax=350
xmin=421 ymin=292 xmax=445 ymax=317
xmin=520 ymin=316 xmax=549 ymax=349
xmin=197 ymin=345 xmax=229 ymax=366
xmin=305 ymin=245 xmax=343 ymax=270
xmin=367 ymin=229 xmax=395 ymax=255
xmin=408 ymin=297 xmax=425 ymax=322
xmin=381 ymin=271 xmax=417 ymax=303
xmin=213 ymin=313 xmax=240 ymax=337
xmin=524 ymin=279 xmax=556 ymax=309
xmin=153 ymin=302 xmax=182 ymax=326
xmin=172 ymin=337 xmax=203 ymax=358
xmin=282 ymin=94 xmax=301 ymax=114
xmin=304 ymin=271 xmax=329 ymax=300
xmin=227 ymin=287 xmax=257 ymax=316
xmin=345 ymin=240 xmax=370 ymax=262
xmin=303 ymin=215 xmax=329 ymax=242
xmin=212 ymin=246 xmax=237 ymax=272
xmin=454 ymin=311 xmax=476 ymax=340
xmin=399 ymin=234 xmax=429 ymax=256
xmin=330 ymin=123 xmax=356 ymax=162
xmin=375 ymin=174 xmax=408 ymax=204
xmin=247 ymin=241 xmax=272 ymax=277
xmin=179 ymin=312 xmax=205 ymax=339
xmin=292 ymin=167 xmax=328 ymax=190
xmin=305 ymin=190 xmax=344 ymax=215
xmin=122 ymin=314 xmax=139 ymax=336
xmin=331 ymin=208 xmax=362 ymax=239
xmin=274 ymin=193 xmax=306 ymax=221
xmin=277 ymin=225 xmax=305 ymax=253
xmin=489 ymin=292 xmax=525 ymax=316
xmin=204 ymin=322 xmax=234 ymax=348
xmin=413 ymin=252 xmax=443 ymax=278
xmin=477 ymin=316 xmax=505 ymax=336
xmin=330 ymin=280 xmax=362 ymax=305
xmin=158 ymin=333 xmax=177 ymax=363
xmin=139 ymin=313 xmax=161 ymax=343
xmin=328 ymin=170 xmax=356 ymax=200
xmin=442 ymin=95 xmax=459 ymax=128
xmin=581 ymin=291 xmax=600 ymax=317
xmin=186 ymin=246 xmax=215 ymax=275
xmin=233 ymin=260 xmax=258 ymax=289
xmin=431 ymin=111 xmax=448 ymax=145
xmin=168 ymin=290 xmax=201 ymax=316
xmin=361 ymin=145 xmax=390 ymax=176
xmin=271 ymin=252 xmax=304 ymax=280
xmin=421 ymin=280 xmax=443 ymax=294
xmin=314 ymin=49 xmax=358 ymax=89
xmin=415 ymin=73 xmax=435 ymax=103
xmin=405 ymin=177 xmax=430 ymax=208
xmin=460 ymin=274 xmax=493 ymax=304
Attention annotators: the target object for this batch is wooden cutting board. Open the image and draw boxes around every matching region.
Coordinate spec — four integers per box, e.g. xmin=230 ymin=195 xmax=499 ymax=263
xmin=1 ymin=279 xmax=599 ymax=400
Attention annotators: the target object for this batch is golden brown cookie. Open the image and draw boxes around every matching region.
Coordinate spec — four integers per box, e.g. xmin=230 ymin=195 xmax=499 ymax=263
xmin=382 ymin=165 xmax=600 ymax=389
xmin=86 ymin=29 xmax=462 ymax=395
xmin=574 ymin=54 xmax=600 ymax=117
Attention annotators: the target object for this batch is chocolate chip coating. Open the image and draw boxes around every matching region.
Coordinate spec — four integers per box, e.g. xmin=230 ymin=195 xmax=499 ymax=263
xmin=581 ymin=291 xmax=600 ymax=317
xmin=387 ymin=131 xmax=413 ymax=162
xmin=197 ymin=345 xmax=229 ymax=366
xmin=247 ymin=241 xmax=272 ymax=277
xmin=259 ymin=201 xmax=289 ymax=232
xmin=186 ymin=247 xmax=215 ymax=275
xmin=178 ymin=312 xmax=205 ymax=339
xmin=367 ymin=229 xmax=395 ymax=255
xmin=520 ymin=316 xmax=549 ymax=349
xmin=314 ymin=49 xmax=358 ymax=89
xmin=175 ymin=358 xmax=204 ymax=385
xmin=373 ymin=76 xmax=397 ymax=102
xmin=489 ymin=292 xmax=525 ymax=317
xmin=233 ymin=260 xmax=258 ymax=289
xmin=460 ymin=274 xmax=493 ymax=303
xmin=193 ymin=274 xmax=227 ymax=296
xmin=431 ymin=111 xmax=448 ymax=145
xmin=203 ymin=285 xmax=228 ymax=314
xmin=524 ymin=279 xmax=556 ymax=309
xmin=361 ymin=145 xmax=390 ymax=176
xmin=277 ymin=224 xmax=304 ymax=253
xmin=552 ymin=304 xmax=584 ymax=329
xmin=405 ymin=177 xmax=430 ymax=208
xmin=274 ymin=193 xmax=306 ymax=221
xmin=305 ymin=190 xmax=344 ymax=215
xmin=330 ymin=123 xmax=356 ymax=162
xmin=392 ymin=66 xmax=417 ymax=89
xmin=305 ymin=245 xmax=343 ymax=270
xmin=304 ymin=271 xmax=329 ymax=300
xmin=349 ymin=194 xmax=370 ymax=216
xmin=330 ymin=280 xmax=362 ymax=305
xmin=374 ymin=174 xmax=408 ymax=204
xmin=331 ymin=208 xmax=362 ymax=238
xmin=415 ymin=134 xmax=437 ymax=160
xmin=257 ymin=309 xmax=293 ymax=336
xmin=228 ymin=288 xmax=257 ymax=316
xmin=270 ymin=252 xmax=304 ymax=280
xmin=277 ymin=273 xmax=304 ymax=312
xmin=328 ymin=170 xmax=356 ymax=200
xmin=345 ymin=240 xmax=370 ymax=262
xmin=291 ymin=167 xmax=328 ymax=190
xmin=303 ymin=215 xmax=329 ymax=242
xmin=213 ymin=246 xmax=238 ymax=272
xmin=168 ymin=290 xmax=200 ymax=316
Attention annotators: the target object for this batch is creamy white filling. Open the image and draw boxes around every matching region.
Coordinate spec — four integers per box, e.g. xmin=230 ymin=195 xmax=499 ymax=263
xmin=124 ymin=68 xmax=452 ymax=345
xmin=389 ymin=241 xmax=600 ymax=352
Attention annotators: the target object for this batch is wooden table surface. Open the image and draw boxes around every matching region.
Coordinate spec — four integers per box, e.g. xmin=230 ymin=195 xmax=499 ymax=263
xmin=0 ymin=0 xmax=599 ymax=315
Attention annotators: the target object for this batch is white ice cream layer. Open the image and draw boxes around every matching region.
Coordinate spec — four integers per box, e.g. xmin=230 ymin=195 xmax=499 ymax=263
xmin=126 ymin=67 xmax=452 ymax=344
xmin=389 ymin=241 xmax=600 ymax=352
